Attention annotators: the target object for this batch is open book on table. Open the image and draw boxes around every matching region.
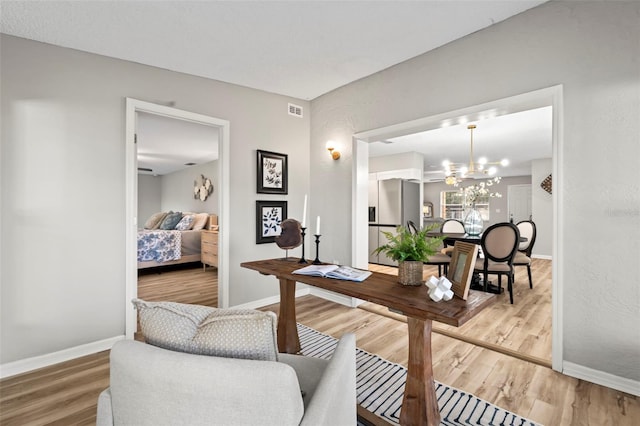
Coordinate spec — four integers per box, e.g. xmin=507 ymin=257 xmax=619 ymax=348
xmin=293 ymin=264 xmax=372 ymax=282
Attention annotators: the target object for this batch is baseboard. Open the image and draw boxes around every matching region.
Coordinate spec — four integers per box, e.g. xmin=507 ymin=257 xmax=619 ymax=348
xmin=563 ymin=361 xmax=640 ymax=396
xmin=532 ymin=254 xmax=552 ymax=260
xmin=0 ymin=335 xmax=124 ymax=379
xmin=309 ymin=287 xmax=359 ymax=307
xmin=232 ymin=287 xmax=312 ymax=310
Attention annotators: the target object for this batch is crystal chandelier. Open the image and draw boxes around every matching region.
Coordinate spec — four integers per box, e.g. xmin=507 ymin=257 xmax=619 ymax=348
xmin=442 ymin=124 xmax=508 ymax=185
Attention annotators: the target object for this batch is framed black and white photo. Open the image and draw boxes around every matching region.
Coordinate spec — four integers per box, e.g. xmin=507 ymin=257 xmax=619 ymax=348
xmin=257 ymin=150 xmax=288 ymax=194
xmin=256 ymin=200 xmax=287 ymax=244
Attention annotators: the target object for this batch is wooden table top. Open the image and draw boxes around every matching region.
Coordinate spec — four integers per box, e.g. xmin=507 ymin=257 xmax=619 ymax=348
xmin=241 ymin=258 xmax=496 ymax=328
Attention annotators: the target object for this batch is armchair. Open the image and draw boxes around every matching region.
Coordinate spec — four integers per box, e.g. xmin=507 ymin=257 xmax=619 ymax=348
xmin=97 ymin=334 xmax=356 ymax=426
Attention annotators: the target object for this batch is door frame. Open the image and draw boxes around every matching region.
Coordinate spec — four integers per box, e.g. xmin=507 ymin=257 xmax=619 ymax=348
xmin=125 ymin=98 xmax=230 ymax=339
xmin=352 ymin=85 xmax=563 ymax=371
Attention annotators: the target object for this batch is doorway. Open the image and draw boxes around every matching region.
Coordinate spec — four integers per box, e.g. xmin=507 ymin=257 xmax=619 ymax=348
xmin=352 ymin=85 xmax=563 ymax=371
xmin=125 ymin=98 xmax=230 ymax=339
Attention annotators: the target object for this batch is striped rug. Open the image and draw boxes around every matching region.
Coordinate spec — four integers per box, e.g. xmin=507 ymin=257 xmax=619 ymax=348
xmin=297 ymin=323 xmax=542 ymax=426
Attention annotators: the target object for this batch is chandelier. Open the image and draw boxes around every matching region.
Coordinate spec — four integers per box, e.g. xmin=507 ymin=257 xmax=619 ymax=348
xmin=442 ymin=124 xmax=508 ymax=185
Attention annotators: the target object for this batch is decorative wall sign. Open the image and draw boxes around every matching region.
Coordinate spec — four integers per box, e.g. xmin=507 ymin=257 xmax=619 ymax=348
xmin=540 ymin=174 xmax=552 ymax=194
xmin=256 ymin=200 xmax=287 ymax=244
xmin=257 ymin=150 xmax=288 ymax=194
xmin=194 ymin=174 xmax=214 ymax=201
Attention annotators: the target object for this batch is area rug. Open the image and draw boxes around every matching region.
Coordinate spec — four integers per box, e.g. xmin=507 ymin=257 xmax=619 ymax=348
xmin=297 ymin=323 xmax=542 ymax=426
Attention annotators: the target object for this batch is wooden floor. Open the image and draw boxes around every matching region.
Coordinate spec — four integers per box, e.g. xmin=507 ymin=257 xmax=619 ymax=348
xmin=1 ymin=260 xmax=638 ymax=425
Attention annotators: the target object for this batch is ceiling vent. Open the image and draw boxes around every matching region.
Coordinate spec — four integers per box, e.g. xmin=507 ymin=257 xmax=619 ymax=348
xmin=288 ymin=103 xmax=303 ymax=118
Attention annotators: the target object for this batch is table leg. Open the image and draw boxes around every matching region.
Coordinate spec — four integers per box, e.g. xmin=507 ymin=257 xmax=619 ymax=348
xmin=277 ymin=278 xmax=300 ymax=354
xmin=399 ymin=317 xmax=440 ymax=426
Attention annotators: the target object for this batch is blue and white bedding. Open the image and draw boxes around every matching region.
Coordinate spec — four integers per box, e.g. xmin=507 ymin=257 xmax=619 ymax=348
xmin=137 ymin=230 xmax=182 ymax=263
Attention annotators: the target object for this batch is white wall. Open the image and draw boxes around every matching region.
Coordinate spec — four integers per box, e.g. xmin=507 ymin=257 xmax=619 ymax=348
xmin=531 ymin=158 xmax=552 ymax=257
xmin=0 ymin=35 xmax=310 ymax=364
xmin=310 ymin=1 xmax=639 ymax=383
xmin=137 ymin=174 xmax=162 ymax=224
xmin=159 ymin=161 xmax=218 ymax=215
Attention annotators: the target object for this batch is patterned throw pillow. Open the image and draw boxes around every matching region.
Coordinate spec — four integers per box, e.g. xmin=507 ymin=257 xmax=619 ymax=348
xmin=132 ymin=299 xmax=279 ymax=361
xmin=144 ymin=212 xmax=168 ymax=230
xmin=158 ymin=211 xmax=182 ymax=230
xmin=174 ymin=215 xmax=195 ymax=231
xmin=191 ymin=213 xmax=209 ymax=231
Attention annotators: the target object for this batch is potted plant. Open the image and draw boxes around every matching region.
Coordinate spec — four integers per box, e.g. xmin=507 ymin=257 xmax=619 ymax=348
xmin=372 ymin=222 xmax=443 ymax=286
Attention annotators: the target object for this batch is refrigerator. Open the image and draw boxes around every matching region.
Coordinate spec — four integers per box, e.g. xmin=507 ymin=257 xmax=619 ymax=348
xmin=368 ymin=179 xmax=421 ymax=266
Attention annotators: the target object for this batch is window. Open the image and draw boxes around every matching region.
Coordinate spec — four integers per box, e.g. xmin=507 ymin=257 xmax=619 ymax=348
xmin=440 ymin=191 xmax=491 ymax=220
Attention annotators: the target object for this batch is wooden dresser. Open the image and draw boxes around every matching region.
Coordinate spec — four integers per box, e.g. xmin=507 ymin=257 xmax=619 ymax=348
xmin=201 ymin=230 xmax=218 ymax=270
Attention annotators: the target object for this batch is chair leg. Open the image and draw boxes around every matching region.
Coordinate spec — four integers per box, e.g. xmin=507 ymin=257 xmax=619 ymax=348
xmin=443 ymin=264 xmax=448 ymax=275
xmin=508 ymin=274 xmax=514 ymax=304
xmin=437 ymin=265 xmax=442 ymax=276
xmin=527 ymin=265 xmax=533 ymax=289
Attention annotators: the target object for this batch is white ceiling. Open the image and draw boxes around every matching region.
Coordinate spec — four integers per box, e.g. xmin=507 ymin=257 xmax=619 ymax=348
xmin=370 ymin=106 xmax=553 ymax=182
xmin=0 ymin=0 xmax=546 ymax=101
xmin=1 ymin=0 xmax=550 ymax=178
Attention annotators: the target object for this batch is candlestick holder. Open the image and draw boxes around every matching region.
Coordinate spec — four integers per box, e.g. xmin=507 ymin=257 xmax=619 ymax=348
xmin=312 ymin=234 xmax=322 ymax=265
xmin=298 ymin=227 xmax=308 ymax=264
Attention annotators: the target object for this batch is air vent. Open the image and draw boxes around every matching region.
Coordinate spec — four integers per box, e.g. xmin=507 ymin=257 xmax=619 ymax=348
xmin=138 ymin=167 xmax=153 ymax=172
xmin=288 ymin=103 xmax=303 ymax=118
xmin=184 ymin=162 xmax=196 ymax=166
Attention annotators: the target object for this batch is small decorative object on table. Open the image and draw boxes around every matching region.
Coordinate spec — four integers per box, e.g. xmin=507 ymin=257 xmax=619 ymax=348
xmin=372 ymin=221 xmax=443 ymax=286
xmin=459 ymin=178 xmax=502 ymax=236
xmin=275 ymin=219 xmax=302 ymax=260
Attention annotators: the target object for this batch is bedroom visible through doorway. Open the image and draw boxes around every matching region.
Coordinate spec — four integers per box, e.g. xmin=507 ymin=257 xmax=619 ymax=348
xmin=125 ymin=98 xmax=230 ymax=339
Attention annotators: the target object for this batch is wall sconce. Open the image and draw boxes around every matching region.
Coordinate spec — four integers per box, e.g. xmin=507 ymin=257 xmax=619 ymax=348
xmin=326 ymin=140 xmax=340 ymax=160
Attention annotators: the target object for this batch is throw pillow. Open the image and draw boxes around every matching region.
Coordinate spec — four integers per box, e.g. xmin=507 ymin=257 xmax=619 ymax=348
xmin=132 ymin=299 xmax=279 ymax=361
xmin=174 ymin=214 xmax=195 ymax=231
xmin=144 ymin=212 xmax=167 ymax=230
xmin=158 ymin=211 xmax=182 ymax=230
xmin=191 ymin=213 xmax=209 ymax=231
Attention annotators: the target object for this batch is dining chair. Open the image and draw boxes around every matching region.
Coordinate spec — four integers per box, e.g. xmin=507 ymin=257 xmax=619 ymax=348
xmin=513 ymin=220 xmax=537 ymax=289
xmin=473 ymin=222 xmax=520 ymax=304
xmin=440 ymin=219 xmax=466 ymax=256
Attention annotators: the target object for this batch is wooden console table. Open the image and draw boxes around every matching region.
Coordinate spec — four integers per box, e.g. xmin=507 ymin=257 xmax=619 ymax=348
xmin=241 ymin=258 xmax=496 ymax=426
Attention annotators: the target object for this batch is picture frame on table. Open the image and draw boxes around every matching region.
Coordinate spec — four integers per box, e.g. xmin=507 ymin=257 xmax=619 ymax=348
xmin=256 ymin=200 xmax=287 ymax=244
xmin=257 ymin=150 xmax=288 ymax=194
xmin=447 ymin=241 xmax=479 ymax=300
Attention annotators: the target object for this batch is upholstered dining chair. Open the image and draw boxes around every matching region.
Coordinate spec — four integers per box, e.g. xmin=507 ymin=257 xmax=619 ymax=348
xmin=513 ymin=220 xmax=537 ymax=289
xmin=473 ymin=222 xmax=520 ymax=304
xmin=440 ymin=219 xmax=466 ymax=256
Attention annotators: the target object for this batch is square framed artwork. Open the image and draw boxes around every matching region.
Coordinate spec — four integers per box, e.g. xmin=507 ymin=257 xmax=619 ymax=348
xmin=446 ymin=241 xmax=479 ymax=300
xmin=257 ymin=150 xmax=288 ymax=194
xmin=256 ymin=200 xmax=287 ymax=244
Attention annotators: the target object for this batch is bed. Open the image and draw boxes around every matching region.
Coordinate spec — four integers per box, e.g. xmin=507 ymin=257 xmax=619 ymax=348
xmin=137 ymin=212 xmax=214 ymax=269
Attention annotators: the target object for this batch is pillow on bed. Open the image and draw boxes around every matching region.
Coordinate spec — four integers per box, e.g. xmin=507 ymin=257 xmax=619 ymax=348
xmin=144 ymin=212 xmax=168 ymax=230
xmin=158 ymin=211 xmax=182 ymax=230
xmin=132 ymin=299 xmax=278 ymax=361
xmin=191 ymin=213 xmax=209 ymax=231
xmin=174 ymin=214 xmax=195 ymax=231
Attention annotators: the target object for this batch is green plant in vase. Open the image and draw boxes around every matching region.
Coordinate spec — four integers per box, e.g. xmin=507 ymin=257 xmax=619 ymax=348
xmin=372 ymin=222 xmax=443 ymax=286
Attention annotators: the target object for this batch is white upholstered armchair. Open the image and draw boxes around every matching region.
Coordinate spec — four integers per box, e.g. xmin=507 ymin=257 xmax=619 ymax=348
xmin=96 ymin=334 xmax=356 ymax=426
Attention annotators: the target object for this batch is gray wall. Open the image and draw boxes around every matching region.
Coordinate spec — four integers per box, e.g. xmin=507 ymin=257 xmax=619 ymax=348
xmin=1 ymin=35 xmax=310 ymax=363
xmin=138 ymin=160 xmax=219 ymax=226
xmin=310 ymin=1 xmax=639 ymax=382
xmin=159 ymin=160 xmax=218 ymax=215
xmin=137 ymin=174 xmax=162 ymax=225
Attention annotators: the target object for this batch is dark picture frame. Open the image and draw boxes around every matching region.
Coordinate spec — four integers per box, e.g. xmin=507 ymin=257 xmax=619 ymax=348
xmin=257 ymin=150 xmax=288 ymax=194
xmin=256 ymin=200 xmax=288 ymax=244
xmin=446 ymin=241 xmax=479 ymax=300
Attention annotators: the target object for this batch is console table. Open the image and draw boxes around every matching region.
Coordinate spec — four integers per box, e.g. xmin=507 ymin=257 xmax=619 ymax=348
xmin=241 ymin=258 xmax=496 ymax=426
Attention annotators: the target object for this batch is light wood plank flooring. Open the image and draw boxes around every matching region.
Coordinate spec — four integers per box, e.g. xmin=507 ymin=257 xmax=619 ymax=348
xmin=1 ymin=260 xmax=638 ymax=425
